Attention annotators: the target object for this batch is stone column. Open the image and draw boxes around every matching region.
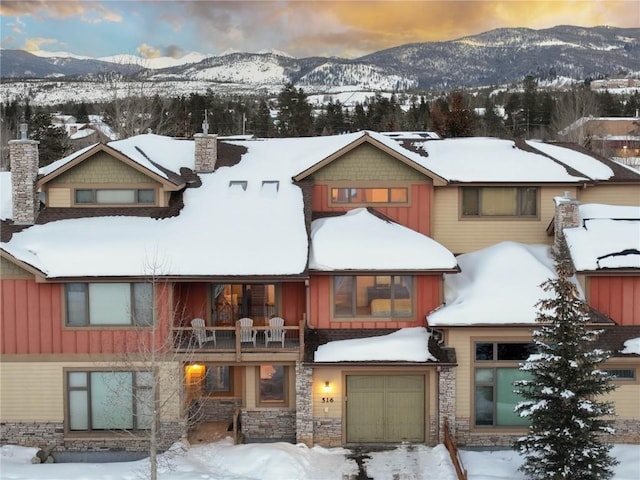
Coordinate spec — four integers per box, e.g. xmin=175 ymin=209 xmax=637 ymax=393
xmin=295 ymin=361 xmax=313 ymax=446
xmin=438 ymin=365 xmax=456 ymax=444
xmin=553 ymin=193 xmax=580 ymax=253
xmin=194 ymin=133 xmax=217 ymax=173
xmin=9 ymin=139 xmax=40 ymax=224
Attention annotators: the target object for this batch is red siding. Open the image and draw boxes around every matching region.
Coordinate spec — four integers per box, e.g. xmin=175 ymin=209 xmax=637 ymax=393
xmin=309 ymin=275 xmax=442 ymax=329
xmin=589 ymin=276 xmax=640 ymax=325
xmin=312 ymin=184 xmax=432 ymax=235
xmin=1 ymin=279 xmax=171 ymax=355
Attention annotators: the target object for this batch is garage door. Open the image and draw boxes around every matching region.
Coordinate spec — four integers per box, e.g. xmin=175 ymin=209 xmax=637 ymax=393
xmin=346 ymin=375 xmax=425 ymax=443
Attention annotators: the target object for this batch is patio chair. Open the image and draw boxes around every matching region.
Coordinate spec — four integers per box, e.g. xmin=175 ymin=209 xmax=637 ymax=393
xmin=237 ymin=317 xmax=257 ymax=346
xmin=191 ymin=318 xmax=216 ymax=347
xmin=264 ymin=316 xmax=286 ymax=347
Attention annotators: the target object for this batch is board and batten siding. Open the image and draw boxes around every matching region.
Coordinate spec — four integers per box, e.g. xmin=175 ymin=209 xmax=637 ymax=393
xmin=431 ymin=186 xmax=569 ymax=254
xmin=1 ymin=275 xmax=173 ymax=355
xmin=0 ymin=362 xmax=182 ymax=422
xmin=308 ymin=275 xmax=442 ymax=329
xmin=588 ymin=276 xmax=640 ymax=325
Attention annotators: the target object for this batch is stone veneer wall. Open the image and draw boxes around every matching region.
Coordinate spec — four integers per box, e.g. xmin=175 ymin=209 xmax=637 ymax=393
xmin=312 ymin=418 xmax=342 ymax=447
xmin=295 ymin=362 xmax=313 ymax=446
xmin=194 ymin=133 xmax=217 ymax=172
xmin=241 ymin=410 xmax=296 ymax=441
xmin=438 ymin=366 xmax=456 ymax=443
xmin=454 ymin=418 xmax=640 ymax=447
xmin=192 ymin=397 xmax=241 ymax=423
xmin=1 ymin=422 xmax=184 ymax=453
xmin=9 ymin=139 xmax=39 ymax=224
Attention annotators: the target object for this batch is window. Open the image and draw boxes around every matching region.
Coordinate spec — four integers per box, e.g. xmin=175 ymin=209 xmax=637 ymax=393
xmin=462 ymin=187 xmax=537 ymax=217
xmin=205 ymin=366 xmax=232 ymax=394
xmin=334 ymin=275 xmax=413 ymax=318
xmin=67 ymin=371 xmax=153 ymax=431
xmin=331 ymin=187 xmax=408 ymax=205
xmin=65 ymin=283 xmax=153 ymax=326
xmin=229 ymin=180 xmax=248 ymax=191
xmin=474 ymin=342 xmax=536 ymax=427
xmin=211 ymin=283 xmax=277 ymax=325
xmin=603 ymin=368 xmax=636 ymax=381
xmin=75 ymin=189 xmax=155 ymax=205
xmin=257 ymin=365 xmax=287 ymax=405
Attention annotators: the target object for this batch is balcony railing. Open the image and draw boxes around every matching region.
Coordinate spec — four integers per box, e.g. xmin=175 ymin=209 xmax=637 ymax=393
xmin=172 ymin=319 xmax=304 ymax=361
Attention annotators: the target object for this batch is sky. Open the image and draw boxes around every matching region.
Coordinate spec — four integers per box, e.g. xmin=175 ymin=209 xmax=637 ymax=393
xmin=2 ymin=439 xmax=639 ymax=480
xmin=0 ymin=0 xmax=638 ymax=59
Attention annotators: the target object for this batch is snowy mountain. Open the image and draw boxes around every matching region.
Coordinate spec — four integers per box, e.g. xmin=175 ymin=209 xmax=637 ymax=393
xmin=1 ymin=25 xmax=638 ymax=97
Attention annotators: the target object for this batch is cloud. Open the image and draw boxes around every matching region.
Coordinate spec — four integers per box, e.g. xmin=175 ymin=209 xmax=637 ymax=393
xmin=21 ymin=36 xmax=59 ymax=51
xmin=0 ymin=0 xmax=122 ymax=23
xmin=163 ymin=44 xmax=185 ymax=59
xmin=137 ymin=43 xmax=161 ymax=59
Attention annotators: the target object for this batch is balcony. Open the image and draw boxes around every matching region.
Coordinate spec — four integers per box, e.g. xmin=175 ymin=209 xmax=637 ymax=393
xmin=172 ymin=319 xmax=304 ymax=361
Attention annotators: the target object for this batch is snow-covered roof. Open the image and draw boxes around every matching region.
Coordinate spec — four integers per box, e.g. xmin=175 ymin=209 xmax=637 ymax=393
xmin=563 ymin=204 xmax=640 ymax=271
xmin=526 ymin=140 xmax=614 ymax=180
xmin=309 ymin=208 xmax=456 ymax=271
xmin=0 ymin=172 xmax=11 ymax=221
xmin=427 ymin=242 xmax=572 ymax=326
xmin=621 ymin=337 xmax=640 ymax=355
xmin=314 ymin=327 xmax=437 ymax=362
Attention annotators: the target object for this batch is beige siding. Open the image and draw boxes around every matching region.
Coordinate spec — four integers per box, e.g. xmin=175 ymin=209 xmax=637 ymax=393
xmin=0 ymin=361 xmax=182 ymax=423
xmin=51 ymin=152 xmax=154 ymax=184
xmin=578 ymin=185 xmax=640 ymax=206
xmin=312 ymin=367 xmax=343 ymax=419
xmin=313 ymin=143 xmax=426 ymax=182
xmin=432 ymin=186 xmax=571 ymax=253
xmin=0 ymin=257 xmax=33 ymax=279
xmin=47 ymin=187 xmax=72 ymax=207
xmin=608 ymin=383 xmax=640 ymax=418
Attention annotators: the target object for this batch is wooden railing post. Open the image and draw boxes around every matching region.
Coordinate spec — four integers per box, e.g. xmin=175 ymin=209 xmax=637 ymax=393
xmin=443 ymin=417 xmax=467 ymax=480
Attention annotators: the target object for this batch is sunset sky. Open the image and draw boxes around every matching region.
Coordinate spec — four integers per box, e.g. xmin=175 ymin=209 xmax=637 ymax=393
xmin=1 ymin=0 xmax=638 ymax=59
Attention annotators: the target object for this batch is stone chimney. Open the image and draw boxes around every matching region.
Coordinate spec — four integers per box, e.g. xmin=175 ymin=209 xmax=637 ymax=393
xmin=9 ymin=123 xmax=40 ymax=224
xmin=553 ymin=191 xmax=580 ymax=251
xmin=193 ymin=115 xmax=217 ymax=173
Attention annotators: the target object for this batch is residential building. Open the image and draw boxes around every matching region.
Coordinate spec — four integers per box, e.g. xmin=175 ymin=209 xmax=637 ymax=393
xmin=1 ymin=129 xmax=638 ymax=455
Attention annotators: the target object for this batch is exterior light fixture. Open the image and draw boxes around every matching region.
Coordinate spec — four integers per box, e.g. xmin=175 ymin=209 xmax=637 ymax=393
xmin=323 ymin=381 xmax=331 ymax=393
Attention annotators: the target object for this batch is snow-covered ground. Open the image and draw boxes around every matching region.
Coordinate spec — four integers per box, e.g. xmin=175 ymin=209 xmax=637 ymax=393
xmin=1 ymin=440 xmax=638 ymax=480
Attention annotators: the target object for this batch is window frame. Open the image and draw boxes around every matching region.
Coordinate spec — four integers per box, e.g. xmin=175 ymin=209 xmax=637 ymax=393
xmin=74 ymin=188 xmax=156 ymax=206
xmin=330 ymin=186 xmax=409 ymax=206
xmin=603 ymin=367 xmax=637 ymax=383
xmin=461 ymin=186 xmax=538 ymax=219
xmin=256 ymin=365 xmax=289 ymax=407
xmin=204 ymin=365 xmax=234 ymax=396
xmin=472 ymin=340 xmax=537 ymax=429
xmin=64 ymin=282 xmax=154 ymax=327
xmin=65 ymin=369 xmax=154 ymax=434
xmin=333 ymin=275 xmax=414 ymax=319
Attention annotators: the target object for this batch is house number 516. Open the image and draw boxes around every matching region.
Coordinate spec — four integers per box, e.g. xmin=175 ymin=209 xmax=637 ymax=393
xmin=321 ymin=397 xmax=334 ymax=403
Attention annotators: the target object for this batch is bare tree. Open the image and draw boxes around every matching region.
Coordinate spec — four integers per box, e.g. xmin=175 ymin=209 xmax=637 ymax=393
xmin=552 ymin=88 xmax=601 ymax=146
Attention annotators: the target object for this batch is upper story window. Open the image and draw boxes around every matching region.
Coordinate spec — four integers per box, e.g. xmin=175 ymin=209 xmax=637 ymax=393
xmin=75 ymin=188 xmax=155 ymax=205
xmin=462 ymin=187 xmax=537 ymax=217
xmin=331 ymin=187 xmax=409 ymax=205
xmin=211 ymin=283 xmax=277 ymax=325
xmin=334 ymin=275 xmax=413 ymax=318
xmin=65 ymin=283 xmax=153 ymax=327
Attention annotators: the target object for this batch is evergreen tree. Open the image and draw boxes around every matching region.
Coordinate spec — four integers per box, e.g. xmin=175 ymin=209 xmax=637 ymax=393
xmin=29 ymin=112 xmax=70 ymax=167
xmin=276 ymin=83 xmax=313 ymax=136
xmin=514 ymin=242 xmax=617 ymax=480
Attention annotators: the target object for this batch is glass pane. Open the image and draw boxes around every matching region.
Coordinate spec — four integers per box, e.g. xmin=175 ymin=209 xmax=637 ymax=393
xmin=69 ymin=390 xmax=88 ymax=430
xmin=331 ymin=188 xmax=349 ymax=203
xmin=462 ymin=188 xmax=479 ymax=216
xmin=68 ymin=371 xmax=87 ymax=388
xmin=366 ymin=188 xmax=389 ymax=203
xmin=356 ymin=276 xmax=375 ymax=315
xmin=390 ymin=188 xmax=408 ymax=203
xmin=133 ymin=283 xmax=153 ymax=326
xmin=497 ymin=343 xmax=537 ymax=361
xmin=259 ymin=365 xmax=285 ymax=403
xmin=96 ymin=189 xmax=136 ymax=204
xmin=205 ymin=366 xmax=230 ymax=392
xmin=392 ymin=275 xmax=412 ymax=316
xmin=66 ymin=283 xmax=87 ymax=326
xmin=496 ymin=368 xmax=530 ymax=426
xmin=334 ymin=276 xmax=354 ymax=316
xmin=475 ymin=368 xmax=494 ymax=383
xmin=481 ymin=188 xmax=517 ymax=216
xmin=89 ymin=283 xmax=130 ymax=325
xmin=518 ymin=187 xmax=537 ymax=216
xmin=135 ymin=388 xmax=154 ymax=430
xmin=475 ymin=342 xmax=494 ymax=360
xmin=137 ymin=189 xmax=155 ymax=204
xmin=474 ymin=385 xmax=494 ymax=425
xmin=136 ymin=371 xmax=154 ymax=388
xmin=91 ymin=372 xmax=133 ymax=429
xmin=75 ymin=189 xmax=93 ymax=204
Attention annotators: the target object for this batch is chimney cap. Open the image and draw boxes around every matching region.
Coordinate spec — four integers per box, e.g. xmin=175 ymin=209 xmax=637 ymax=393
xmin=19 ymin=122 xmax=28 ymax=140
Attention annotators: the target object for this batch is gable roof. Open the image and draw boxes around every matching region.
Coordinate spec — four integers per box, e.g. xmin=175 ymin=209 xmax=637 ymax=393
xmin=564 ymin=204 xmax=640 ymax=272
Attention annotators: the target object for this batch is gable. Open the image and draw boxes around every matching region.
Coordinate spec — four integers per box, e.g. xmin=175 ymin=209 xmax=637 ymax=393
xmin=49 ymin=151 xmax=156 ymax=185
xmin=312 ymin=143 xmax=427 ymax=182
xmin=0 ymin=255 xmax=36 ymax=280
